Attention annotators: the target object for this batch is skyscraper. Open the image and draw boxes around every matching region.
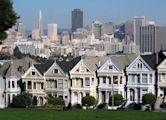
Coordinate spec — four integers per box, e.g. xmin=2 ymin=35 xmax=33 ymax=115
xmin=48 ymin=23 xmax=57 ymax=42
xmin=133 ymin=16 xmax=145 ymax=46
xmin=72 ymin=9 xmax=83 ymax=32
xmin=92 ymin=20 xmax=102 ymax=39
xmin=140 ymin=24 xmax=156 ymax=53
xmin=38 ymin=10 xmax=43 ymax=38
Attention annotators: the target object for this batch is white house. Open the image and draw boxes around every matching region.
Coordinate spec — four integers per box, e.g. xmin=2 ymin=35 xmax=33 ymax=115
xmin=126 ymin=55 xmax=156 ymax=103
xmin=97 ymin=54 xmax=136 ymax=104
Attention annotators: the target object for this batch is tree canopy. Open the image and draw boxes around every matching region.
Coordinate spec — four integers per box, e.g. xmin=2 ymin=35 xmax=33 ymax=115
xmin=0 ymin=0 xmax=19 ymax=41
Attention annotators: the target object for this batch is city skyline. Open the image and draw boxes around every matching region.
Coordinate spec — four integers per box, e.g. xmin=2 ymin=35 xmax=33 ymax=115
xmin=13 ymin=0 xmax=166 ymax=30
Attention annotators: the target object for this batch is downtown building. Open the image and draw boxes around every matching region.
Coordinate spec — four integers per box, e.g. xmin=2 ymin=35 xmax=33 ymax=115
xmin=134 ymin=16 xmax=166 ymax=53
xmin=72 ymin=9 xmax=83 ymax=32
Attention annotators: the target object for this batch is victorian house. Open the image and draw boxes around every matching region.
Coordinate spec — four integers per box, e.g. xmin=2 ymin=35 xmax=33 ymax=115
xmin=97 ymin=54 xmax=136 ymax=104
xmin=0 ymin=57 xmax=35 ymax=108
xmin=126 ymin=55 xmax=156 ymax=104
xmin=22 ymin=57 xmax=81 ymax=106
xmin=69 ymin=57 xmax=106 ymax=105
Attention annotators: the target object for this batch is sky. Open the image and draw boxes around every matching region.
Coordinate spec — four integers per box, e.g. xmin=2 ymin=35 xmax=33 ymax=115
xmin=13 ymin=0 xmax=166 ymax=30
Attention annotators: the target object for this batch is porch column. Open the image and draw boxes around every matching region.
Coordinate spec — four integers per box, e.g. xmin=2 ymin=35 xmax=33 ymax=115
xmin=98 ymin=91 xmax=102 ymax=104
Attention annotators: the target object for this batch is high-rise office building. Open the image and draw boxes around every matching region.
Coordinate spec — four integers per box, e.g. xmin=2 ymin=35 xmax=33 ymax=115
xmin=139 ymin=21 xmax=166 ymax=53
xmin=101 ymin=22 xmax=114 ymax=35
xmin=48 ymin=23 xmax=57 ymax=42
xmin=140 ymin=24 xmax=156 ymax=53
xmin=133 ymin=16 xmax=145 ymax=46
xmin=17 ymin=22 xmax=26 ymax=38
xmin=38 ymin=10 xmax=43 ymax=37
xmin=92 ymin=21 xmax=102 ymax=39
xmin=32 ymin=29 xmax=40 ymax=40
xmin=72 ymin=9 xmax=83 ymax=32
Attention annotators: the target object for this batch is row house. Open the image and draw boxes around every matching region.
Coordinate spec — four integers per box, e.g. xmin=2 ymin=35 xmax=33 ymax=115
xmin=22 ymin=57 xmax=81 ymax=106
xmin=69 ymin=57 xmax=107 ymax=104
xmin=0 ymin=57 xmax=35 ymax=108
xmin=126 ymin=55 xmax=156 ymax=103
xmin=1 ymin=52 xmax=166 ymax=108
xmin=97 ymin=54 xmax=136 ymax=104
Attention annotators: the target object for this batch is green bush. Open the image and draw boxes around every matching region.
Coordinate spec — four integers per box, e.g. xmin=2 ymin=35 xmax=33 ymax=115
xmin=82 ymin=96 xmax=96 ymax=106
xmin=142 ymin=93 xmax=156 ymax=106
xmin=109 ymin=94 xmax=123 ymax=106
xmin=12 ymin=92 xmax=32 ymax=108
xmin=48 ymin=97 xmax=64 ymax=106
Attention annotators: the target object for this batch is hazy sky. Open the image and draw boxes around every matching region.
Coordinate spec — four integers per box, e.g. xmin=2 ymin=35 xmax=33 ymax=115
xmin=13 ymin=0 xmax=166 ymax=30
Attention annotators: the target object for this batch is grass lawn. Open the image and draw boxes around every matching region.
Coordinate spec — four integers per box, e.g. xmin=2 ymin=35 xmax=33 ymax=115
xmin=0 ymin=109 xmax=165 ymax=120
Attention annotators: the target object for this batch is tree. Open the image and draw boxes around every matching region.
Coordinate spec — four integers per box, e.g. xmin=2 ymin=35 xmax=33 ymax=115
xmin=142 ymin=93 xmax=156 ymax=106
xmin=13 ymin=46 xmax=24 ymax=59
xmin=0 ymin=0 xmax=19 ymax=41
xmin=48 ymin=97 xmax=64 ymax=106
xmin=109 ymin=94 xmax=124 ymax=106
xmin=82 ymin=96 xmax=96 ymax=107
xmin=12 ymin=92 xmax=32 ymax=108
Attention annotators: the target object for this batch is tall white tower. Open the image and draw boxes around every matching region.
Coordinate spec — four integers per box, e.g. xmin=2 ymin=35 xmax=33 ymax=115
xmin=48 ymin=23 xmax=57 ymax=42
xmin=38 ymin=10 xmax=43 ymax=38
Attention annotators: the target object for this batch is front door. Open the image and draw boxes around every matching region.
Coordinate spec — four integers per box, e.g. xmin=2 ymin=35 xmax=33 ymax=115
xmin=102 ymin=91 xmax=106 ymax=103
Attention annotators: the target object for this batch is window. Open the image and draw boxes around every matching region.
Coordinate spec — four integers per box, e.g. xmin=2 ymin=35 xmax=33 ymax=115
xmin=109 ymin=65 xmax=113 ymax=70
xmin=86 ymin=69 xmax=90 ymax=72
xmin=103 ymin=77 xmax=106 ymax=84
xmin=85 ymin=77 xmax=90 ymax=86
xmin=32 ymin=71 xmax=35 ymax=76
xmin=108 ymin=77 xmax=111 ymax=85
xmin=33 ymin=82 xmax=36 ymax=89
xmin=137 ymin=63 xmax=143 ymax=69
xmin=8 ymin=94 xmax=11 ymax=104
xmin=28 ymin=81 xmax=32 ymax=89
xmin=142 ymin=74 xmax=148 ymax=83
xmin=162 ymin=73 xmax=166 ymax=79
xmin=131 ymin=75 xmax=135 ymax=83
xmin=142 ymin=89 xmax=148 ymax=96
xmin=54 ymin=69 xmax=58 ymax=74
xmin=58 ymin=79 xmax=63 ymax=89
xmin=91 ymin=78 xmax=94 ymax=85
xmin=41 ymin=83 xmax=44 ymax=89
xmin=120 ymin=76 xmax=122 ymax=84
xmin=12 ymin=81 xmax=15 ymax=88
xmin=8 ymin=81 xmax=10 ymax=88
xmin=55 ymin=80 xmax=57 ymax=88
xmin=113 ymin=76 xmax=118 ymax=84
xmin=64 ymin=80 xmax=68 ymax=89
xmin=86 ymin=93 xmax=90 ymax=96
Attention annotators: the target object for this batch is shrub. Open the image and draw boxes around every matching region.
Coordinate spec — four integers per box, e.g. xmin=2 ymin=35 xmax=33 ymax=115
xmin=82 ymin=96 xmax=96 ymax=106
xmin=48 ymin=97 xmax=64 ymax=106
xmin=12 ymin=92 xmax=32 ymax=108
xmin=142 ymin=93 xmax=156 ymax=106
xmin=109 ymin=94 xmax=124 ymax=106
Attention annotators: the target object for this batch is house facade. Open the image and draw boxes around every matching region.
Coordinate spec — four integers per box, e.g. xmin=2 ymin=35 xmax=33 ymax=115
xmin=97 ymin=55 xmax=136 ymax=104
xmin=69 ymin=57 xmax=103 ymax=105
xmin=157 ymin=59 xmax=166 ymax=99
xmin=44 ymin=61 xmax=70 ymax=104
xmin=22 ymin=65 xmax=46 ymax=106
xmin=126 ymin=56 xmax=155 ymax=103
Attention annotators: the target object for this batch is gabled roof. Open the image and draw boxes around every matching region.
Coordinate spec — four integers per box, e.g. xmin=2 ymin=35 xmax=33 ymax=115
xmin=0 ymin=57 xmax=36 ymax=77
xmin=83 ymin=56 xmax=108 ymax=72
xmin=56 ymin=56 xmax=81 ymax=73
xmin=141 ymin=52 xmax=166 ymax=70
xmin=5 ymin=62 xmax=21 ymax=77
xmin=110 ymin=54 xmax=137 ymax=70
xmin=34 ymin=60 xmax=54 ymax=75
